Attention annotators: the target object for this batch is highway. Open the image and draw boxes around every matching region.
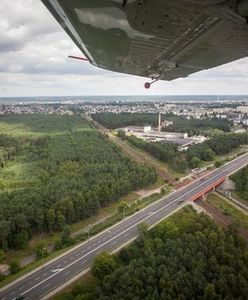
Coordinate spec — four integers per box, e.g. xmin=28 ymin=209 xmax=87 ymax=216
xmin=1 ymin=152 xmax=248 ymax=300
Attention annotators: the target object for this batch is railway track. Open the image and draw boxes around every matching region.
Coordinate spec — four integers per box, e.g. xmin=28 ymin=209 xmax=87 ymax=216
xmin=87 ymin=116 xmax=175 ymax=184
xmin=197 ymin=199 xmax=248 ymax=241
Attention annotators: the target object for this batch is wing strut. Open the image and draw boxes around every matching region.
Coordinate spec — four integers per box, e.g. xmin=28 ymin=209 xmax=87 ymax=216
xmin=68 ymin=55 xmax=88 ymax=61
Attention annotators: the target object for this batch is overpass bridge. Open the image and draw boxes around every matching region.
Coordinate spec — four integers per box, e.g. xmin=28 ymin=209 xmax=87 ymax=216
xmin=191 ymin=176 xmax=226 ymax=201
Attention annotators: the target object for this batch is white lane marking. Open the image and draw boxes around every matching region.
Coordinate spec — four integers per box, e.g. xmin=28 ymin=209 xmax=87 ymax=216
xmin=21 ymin=195 xmax=191 ymax=296
xmin=17 ymin=155 xmax=248 ymax=297
xmin=51 ymin=269 xmax=64 ymax=273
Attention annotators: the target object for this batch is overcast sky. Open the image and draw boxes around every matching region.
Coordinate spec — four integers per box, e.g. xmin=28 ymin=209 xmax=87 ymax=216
xmin=1 ymin=0 xmax=248 ymax=97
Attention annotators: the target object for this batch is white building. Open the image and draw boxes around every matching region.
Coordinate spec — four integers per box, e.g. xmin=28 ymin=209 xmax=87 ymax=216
xmin=144 ymin=126 xmax=152 ymax=133
xmin=237 ymin=106 xmax=248 ymax=114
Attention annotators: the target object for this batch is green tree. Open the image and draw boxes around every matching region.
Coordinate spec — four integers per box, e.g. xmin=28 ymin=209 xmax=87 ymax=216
xmin=10 ymin=259 xmax=21 ymax=274
xmin=214 ymin=160 xmax=223 ymax=168
xmin=190 ymin=156 xmax=201 ymax=168
xmin=138 ymin=222 xmax=149 ymax=240
xmin=61 ymin=225 xmax=72 ymax=246
xmin=0 ymin=220 xmax=10 ymax=249
xmin=46 ymin=208 xmax=55 ymax=232
xmin=56 ymin=211 xmax=66 ymax=231
xmin=12 ymin=230 xmax=29 ymax=249
xmin=35 ymin=209 xmax=44 ymax=233
xmin=155 ymin=220 xmax=179 ymax=240
xmin=92 ymin=251 xmax=116 ymax=281
xmin=204 ymin=283 xmax=218 ymax=300
xmin=118 ymin=201 xmax=129 ymax=217
xmin=36 ymin=242 xmax=48 ymax=260
xmin=0 ymin=249 xmax=5 ymax=262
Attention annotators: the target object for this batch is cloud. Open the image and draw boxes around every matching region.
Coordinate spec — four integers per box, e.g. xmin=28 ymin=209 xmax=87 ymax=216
xmin=192 ymin=57 xmax=248 ymax=79
xmin=0 ymin=0 xmax=60 ymax=51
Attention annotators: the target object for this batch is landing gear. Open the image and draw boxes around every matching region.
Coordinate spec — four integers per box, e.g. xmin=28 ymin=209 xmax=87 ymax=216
xmin=144 ymin=77 xmax=161 ymax=89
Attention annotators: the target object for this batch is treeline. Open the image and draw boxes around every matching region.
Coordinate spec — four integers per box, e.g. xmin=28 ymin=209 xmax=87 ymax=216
xmin=0 ymin=115 xmax=156 ymax=250
xmin=59 ymin=207 xmax=248 ymax=300
xmin=92 ymin=112 xmax=161 ymax=129
xmin=92 ymin=113 xmax=232 ymax=135
xmin=187 ymin=133 xmax=248 ymax=167
xmin=0 ymin=134 xmax=21 ymax=168
xmin=231 ymin=165 xmax=248 ymax=193
xmin=165 ymin=117 xmax=231 ymax=136
xmin=117 ymin=130 xmax=187 ymax=173
xmin=118 ymin=130 xmax=248 ymax=171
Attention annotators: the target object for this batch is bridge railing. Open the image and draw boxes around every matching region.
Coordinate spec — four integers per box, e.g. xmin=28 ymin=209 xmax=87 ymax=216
xmin=191 ymin=177 xmax=226 ymax=201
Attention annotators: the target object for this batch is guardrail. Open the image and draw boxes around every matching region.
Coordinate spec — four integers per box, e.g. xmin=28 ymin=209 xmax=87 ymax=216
xmin=191 ymin=177 xmax=226 ymax=201
xmin=216 ymin=187 xmax=248 ymax=212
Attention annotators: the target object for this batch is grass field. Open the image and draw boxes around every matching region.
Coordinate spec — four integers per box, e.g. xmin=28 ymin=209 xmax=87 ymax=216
xmin=207 ymin=193 xmax=248 ymax=230
xmin=234 ymin=191 xmax=248 ymax=201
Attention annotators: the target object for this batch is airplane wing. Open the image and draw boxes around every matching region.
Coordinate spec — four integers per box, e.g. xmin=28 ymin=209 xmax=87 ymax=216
xmin=41 ymin=0 xmax=248 ymax=81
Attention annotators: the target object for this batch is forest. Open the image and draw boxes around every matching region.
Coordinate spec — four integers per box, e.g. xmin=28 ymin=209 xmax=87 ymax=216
xmin=0 ymin=114 xmax=156 ymax=250
xmin=117 ymin=130 xmax=187 ymax=173
xmin=57 ymin=206 xmax=248 ymax=300
xmin=165 ymin=117 xmax=231 ymax=135
xmin=92 ymin=113 xmax=160 ymax=129
xmin=187 ymin=132 xmax=248 ymax=165
xmin=92 ymin=112 xmax=232 ymax=135
xmin=117 ymin=130 xmax=248 ymax=171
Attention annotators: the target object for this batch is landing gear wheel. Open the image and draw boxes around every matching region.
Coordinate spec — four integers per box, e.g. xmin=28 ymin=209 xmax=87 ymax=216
xmin=144 ymin=82 xmax=151 ymax=89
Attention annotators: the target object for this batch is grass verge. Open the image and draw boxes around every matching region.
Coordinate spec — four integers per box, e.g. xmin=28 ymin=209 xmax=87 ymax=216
xmin=52 ymin=205 xmax=196 ymax=300
xmin=0 ymin=183 xmax=171 ymax=288
xmin=206 ymin=193 xmax=248 ymax=230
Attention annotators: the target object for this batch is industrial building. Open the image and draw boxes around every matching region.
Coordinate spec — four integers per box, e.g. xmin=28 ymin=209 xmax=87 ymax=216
xmin=121 ymin=113 xmax=207 ymax=151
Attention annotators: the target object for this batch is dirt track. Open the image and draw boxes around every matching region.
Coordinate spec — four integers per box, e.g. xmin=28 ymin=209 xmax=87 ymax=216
xmin=88 ymin=116 xmax=175 ymax=184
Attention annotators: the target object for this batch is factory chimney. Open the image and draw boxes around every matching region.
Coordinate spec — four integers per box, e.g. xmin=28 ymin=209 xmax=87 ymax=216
xmin=158 ymin=113 xmax=161 ymax=132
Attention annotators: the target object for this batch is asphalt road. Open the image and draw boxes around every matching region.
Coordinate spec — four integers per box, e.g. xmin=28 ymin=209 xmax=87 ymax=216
xmin=1 ymin=153 xmax=248 ymax=300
